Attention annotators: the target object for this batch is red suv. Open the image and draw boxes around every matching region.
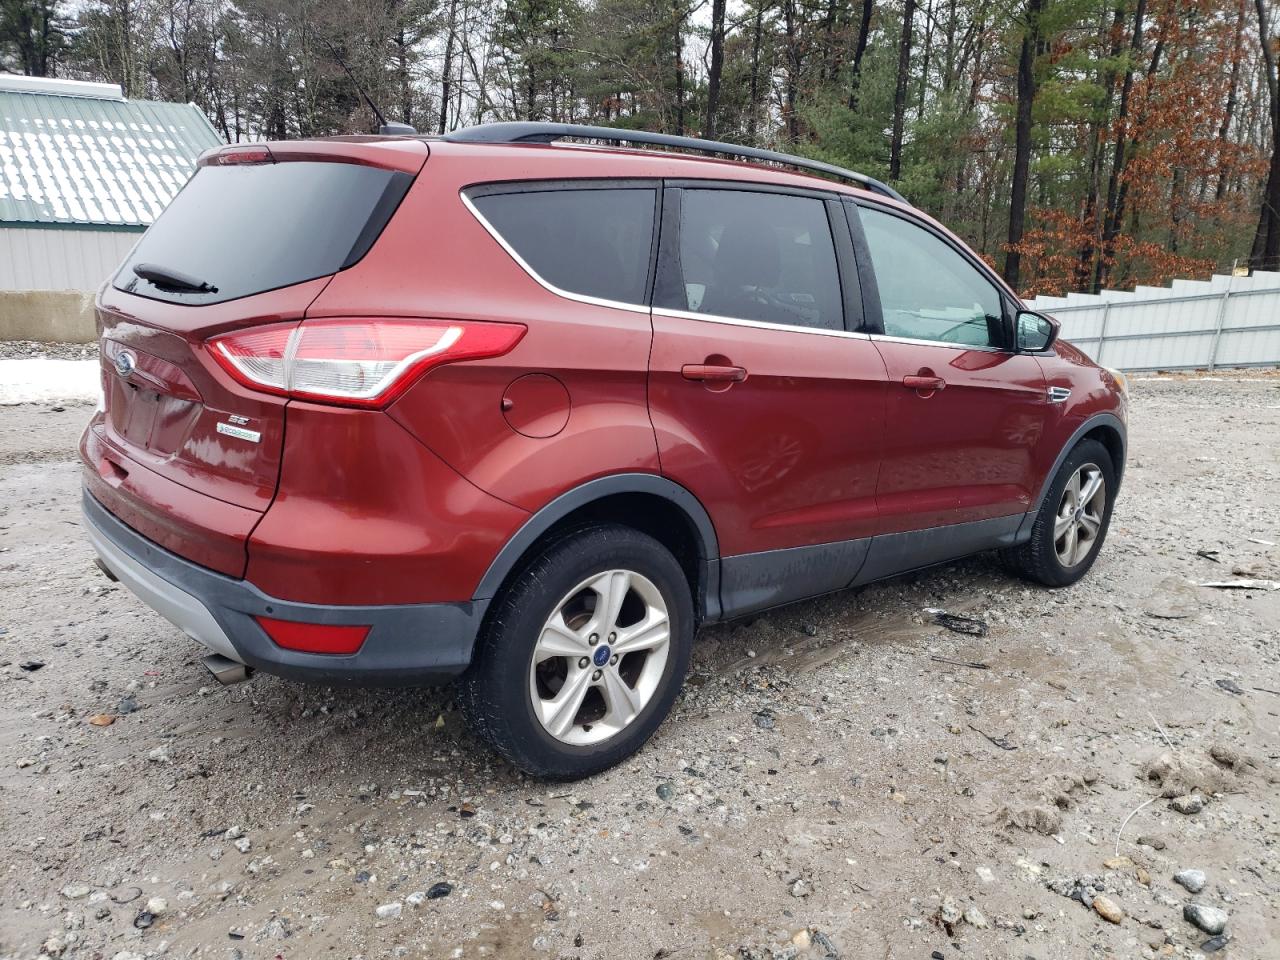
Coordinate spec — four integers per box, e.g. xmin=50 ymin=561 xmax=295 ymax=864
xmin=81 ymin=123 xmax=1127 ymax=778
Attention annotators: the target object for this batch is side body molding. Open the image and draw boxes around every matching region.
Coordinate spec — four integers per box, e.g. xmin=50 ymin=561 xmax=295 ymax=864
xmin=472 ymin=473 xmax=722 ymax=618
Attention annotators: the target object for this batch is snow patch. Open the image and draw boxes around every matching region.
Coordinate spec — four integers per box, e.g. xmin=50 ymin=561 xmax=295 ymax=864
xmin=0 ymin=358 xmax=101 ymax=405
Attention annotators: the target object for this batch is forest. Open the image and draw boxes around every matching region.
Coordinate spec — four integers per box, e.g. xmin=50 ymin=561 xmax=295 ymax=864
xmin=2 ymin=0 xmax=1278 ymax=296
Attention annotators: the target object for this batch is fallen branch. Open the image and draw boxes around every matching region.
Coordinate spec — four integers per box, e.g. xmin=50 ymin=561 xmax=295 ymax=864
xmin=930 ymin=655 xmax=990 ymax=670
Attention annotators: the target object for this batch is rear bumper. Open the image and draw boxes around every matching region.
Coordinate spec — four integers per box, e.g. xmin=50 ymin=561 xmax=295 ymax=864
xmin=83 ymin=490 xmax=486 ymax=686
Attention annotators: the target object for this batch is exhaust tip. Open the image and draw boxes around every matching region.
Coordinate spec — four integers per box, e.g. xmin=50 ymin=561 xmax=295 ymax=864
xmin=203 ymin=653 xmax=253 ymax=685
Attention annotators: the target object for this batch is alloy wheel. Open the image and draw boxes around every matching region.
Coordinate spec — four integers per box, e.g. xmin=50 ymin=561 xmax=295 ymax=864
xmin=528 ymin=569 xmax=671 ymax=746
xmin=1054 ymin=462 xmax=1106 ymax=567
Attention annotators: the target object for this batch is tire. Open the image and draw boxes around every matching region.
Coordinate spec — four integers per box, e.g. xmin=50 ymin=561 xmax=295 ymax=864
xmin=1001 ymin=438 xmax=1116 ymax=587
xmin=458 ymin=523 xmax=694 ymax=779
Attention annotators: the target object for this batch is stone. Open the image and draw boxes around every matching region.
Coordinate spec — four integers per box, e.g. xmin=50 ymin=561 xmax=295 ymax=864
xmin=1183 ymin=903 xmax=1227 ymax=936
xmin=426 ymin=882 xmax=452 ymax=899
xmin=1092 ymin=895 xmax=1124 ymax=924
xmin=61 ymin=884 xmax=91 ymax=900
xmin=405 ymin=891 xmax=427 ymax=907
xmin=963 ymin=905 xmax=989 ymax=929
xmin=656 ymin=783 xmax=675 ymax=802
xmin=1171 ymin=794 xmax=1205 ymax=815
xmin=234 ymin=837 xmax=251 ymax=854
xmin=938 ymin=897 xmax=963 ymax=926
xmin=1173 ymin=869 xmax=1206 ymax=894
xmin=144 ymin=897 xmax=167 ymax=915
xmin=788 ymin=877 xmax=812 ymax=898
xmin=375 ymin=902 xmax=402 ymax=920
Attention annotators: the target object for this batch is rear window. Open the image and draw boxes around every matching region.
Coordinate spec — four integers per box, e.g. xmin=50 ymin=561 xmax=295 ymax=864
xmin=468 ymin=187 xmax=656 ymax=306
xmin=114 ymin=161 xmax=412 ymax=305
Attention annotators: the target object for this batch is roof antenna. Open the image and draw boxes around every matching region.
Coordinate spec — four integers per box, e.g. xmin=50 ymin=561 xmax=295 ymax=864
xmin=320 ymin=36 xmax=416 ymax=136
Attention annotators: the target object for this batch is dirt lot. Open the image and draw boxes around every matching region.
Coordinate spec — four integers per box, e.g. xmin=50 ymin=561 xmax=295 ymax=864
xmin=2 ymin=374 xmax=1278 ymax=960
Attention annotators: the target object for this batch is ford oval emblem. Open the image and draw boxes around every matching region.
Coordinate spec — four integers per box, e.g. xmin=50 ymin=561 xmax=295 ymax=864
xmin=114 ymin=350 xmax=137 ymax=378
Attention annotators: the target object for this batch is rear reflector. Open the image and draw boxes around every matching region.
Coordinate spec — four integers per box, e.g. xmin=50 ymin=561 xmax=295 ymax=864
xmin=209 ymin=318 xmax=525 ymax=408
xmin=255 ymin=616 xmax=370 ymax=655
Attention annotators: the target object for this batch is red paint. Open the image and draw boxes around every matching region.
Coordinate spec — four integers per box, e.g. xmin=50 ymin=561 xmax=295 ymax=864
xmin=81 ymin=134 xmax=1125 ymax=616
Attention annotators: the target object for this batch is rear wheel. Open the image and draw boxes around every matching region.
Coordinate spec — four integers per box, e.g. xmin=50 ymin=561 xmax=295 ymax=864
xmin=1002 ymin=438 xmax=1116 ymax=587
xmin=459 ymin=524 xmax=693 ymax=779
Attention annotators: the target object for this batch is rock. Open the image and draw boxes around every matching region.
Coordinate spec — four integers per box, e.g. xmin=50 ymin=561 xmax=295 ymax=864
xmin=375 ymin=902 xmax=402 ymax=920
xmin=963 ymin=905 xmax=989 ymax=929
xmin=133 ymin=911 xmax=155 ymax=930
xmin=997 ymin=803 xmax=1061 ymax=835
xmin=88 ymin=714 xmax=115 ymax=726
xmin=1171 ymin=794 xmax=1205 ymax=815
xmin=1137 ymin=835 xmax=1166 ymax=851
xmin=224 ymin=826 xmax=244 ymax=840
xmin=117 ymin=695 xmax=138 ymax=714
xmin=405 ymin=891 xmax=427 ymax=908
xmin=144 ymin=897 xmax=167 ymax=915
xmin=1214 ymin=678 xmax=1244 ymax=695
xmin=147 ymin=745 xmax=170 ymax=763
xmin=754 ymin=711 xmax=776 ymax=731
xmin=234 ymin=837 xmax=251 ymax=854
xmin=1183 ymin=903 xmax=1227 ymax=936
xmin=1143 ymin=750 xmax=1233 ymax=799
xmin=1103 ymin=856 xmax=1133 ymax=870
xmin=975 ymin=866 xmax=994 ymax=884
xmin=791 ymin=929 xmax=811 ymax=949
xmin=1092 ymin=895 xmax=1124 ymax=924
xmin=656 ymin=783 xmax=675 ymax=802
xmin=1200 ymin=935 xmax=1229 ymax=953
xmin=61 ymin=884 xmax=92 ymax=900
xmin=938 ymin=897 xmax=963 ymax=926
xmin=788 ymin=877 xmax=812 ymax=898
xmin=1173 ymin=869 xmax=1207 ymax=894
xmin=426 ymin=882 xmax=452 ymax=899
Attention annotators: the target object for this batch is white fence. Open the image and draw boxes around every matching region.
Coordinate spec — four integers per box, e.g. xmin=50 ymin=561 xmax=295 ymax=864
xmin=1024 ymin=270 xmax=1280 ymax=371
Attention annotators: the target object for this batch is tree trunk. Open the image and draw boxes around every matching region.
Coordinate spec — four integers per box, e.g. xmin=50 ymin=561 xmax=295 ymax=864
xmin=783 ymin=0 xmax=799 ymax=141
xmin=748 ymin=2 xmax=765 ymax=139
xmin=704 ymin=0 xmax=726 ymax=137
xmin=847 ymin=0 xmax=874 ymax=109
xmin=1004 ymin=0 xmax=1043 ymax=291
xmin=1250 ymin=0 xmax=1280 ymax=268
xmin=439 ymin=0 xmax=458 ymax=133
xmin=890 ymin=0 xmax=917 ymax=180
xmin=673 ymin=0 xmax=685 ymax=135
xmin=1095 ymin=0 xmax=1147 ymax=292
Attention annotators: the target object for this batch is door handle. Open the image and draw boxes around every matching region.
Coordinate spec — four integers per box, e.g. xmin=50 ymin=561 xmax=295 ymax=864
xmin=682 ymin=363 xmax=747 ymax=383
xmin=902 ymin=374 xmax=946 ymax=392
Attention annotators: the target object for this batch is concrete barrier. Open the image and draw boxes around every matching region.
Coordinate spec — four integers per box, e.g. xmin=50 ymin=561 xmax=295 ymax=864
xmin=0 ymin=291 xmax=98 ymax=342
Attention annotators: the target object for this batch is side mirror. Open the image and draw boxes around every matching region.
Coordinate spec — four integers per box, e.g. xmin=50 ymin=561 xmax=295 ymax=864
xmin=1015 ymin=309 xmax=1059 ymax=353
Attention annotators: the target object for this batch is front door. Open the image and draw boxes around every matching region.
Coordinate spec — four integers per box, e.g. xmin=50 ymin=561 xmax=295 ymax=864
xmin=850 ymin=202 xmax=1050 ymax=537
xmin=647 ymin=184 xmax=888 ymax=616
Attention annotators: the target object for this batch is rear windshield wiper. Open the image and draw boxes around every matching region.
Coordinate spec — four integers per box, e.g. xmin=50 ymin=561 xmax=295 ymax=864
xmin=133 ymin=262 xmax=219 ymax=294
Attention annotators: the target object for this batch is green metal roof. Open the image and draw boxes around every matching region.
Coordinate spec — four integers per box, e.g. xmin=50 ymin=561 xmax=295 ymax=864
xmin=0 ymin=82 xmax=224 ymax=228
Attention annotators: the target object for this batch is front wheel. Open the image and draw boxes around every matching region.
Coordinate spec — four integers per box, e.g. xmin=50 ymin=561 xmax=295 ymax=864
xmin=1002 ymin=438 xmax=1116 ymax=587
xmin=459 ymin=524 xmax=694 ymax=779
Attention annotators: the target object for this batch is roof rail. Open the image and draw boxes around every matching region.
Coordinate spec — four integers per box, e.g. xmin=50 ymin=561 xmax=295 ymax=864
xmin=443 ymin=122 xmax=909 ymax=205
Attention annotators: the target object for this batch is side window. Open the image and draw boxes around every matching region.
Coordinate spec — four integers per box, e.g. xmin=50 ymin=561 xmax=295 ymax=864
xmin=470 ymin=187 xmax=656 ymax=305
xmin=858 ymin=206 xmax=1005 ymax=348
xmin=661 ymin=189 xmax=843 ymax=331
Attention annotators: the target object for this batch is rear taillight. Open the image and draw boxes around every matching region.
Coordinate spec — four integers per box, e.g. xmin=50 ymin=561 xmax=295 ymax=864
xmin=256 ymin=616 xmax=369 ymax=655
xmin=208 ymin=318 xmax=526 ymax=408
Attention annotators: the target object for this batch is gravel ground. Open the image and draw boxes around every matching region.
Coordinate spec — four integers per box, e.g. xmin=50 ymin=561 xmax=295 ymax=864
xmin=0 ymin=341 xmax=97 ymax=362
xmin=1 ymin=373 xmax=1278 ymax=960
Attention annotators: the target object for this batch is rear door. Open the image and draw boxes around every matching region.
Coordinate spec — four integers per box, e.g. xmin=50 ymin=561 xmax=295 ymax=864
xmin=647 ymin=183 xmax=888 ymax=617
xmin=848 ymin=200 xmax=1049 ymax=536
xmin=87 ymin=142 xmax=424 ymax=573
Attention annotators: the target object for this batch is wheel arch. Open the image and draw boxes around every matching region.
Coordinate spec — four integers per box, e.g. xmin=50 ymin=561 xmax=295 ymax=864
xmin=1032 ymin=412 xmax=1127 ymax=511
xmin=472 ymin=474 xmax=722 ymax=621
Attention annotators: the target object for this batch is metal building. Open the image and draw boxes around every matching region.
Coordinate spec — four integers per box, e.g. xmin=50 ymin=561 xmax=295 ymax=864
xmin=0 ymin=74 xmax=224 ymax=341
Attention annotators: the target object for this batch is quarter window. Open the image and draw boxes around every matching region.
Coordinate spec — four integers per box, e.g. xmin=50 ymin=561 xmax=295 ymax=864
xmin=470 ymin=187 xmax=656 ymax=305
xmin=858 ymin=207 xmax=1005 ymax=348
xmin=660 ymin=189 xmax=843 ymax=331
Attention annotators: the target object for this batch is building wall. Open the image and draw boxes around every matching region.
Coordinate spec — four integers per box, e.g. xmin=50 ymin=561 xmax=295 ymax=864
xmin=0 ymin=225 xmax=139 ymax=342
xmin=0 ymin=225 xmax=138 ymax=292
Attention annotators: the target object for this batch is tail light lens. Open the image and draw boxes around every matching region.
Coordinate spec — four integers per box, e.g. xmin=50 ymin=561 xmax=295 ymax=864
xmin=256 ymin=616 xmax=370 ymax=655
xmin=208 ymin=318 xmax=526 ymax=408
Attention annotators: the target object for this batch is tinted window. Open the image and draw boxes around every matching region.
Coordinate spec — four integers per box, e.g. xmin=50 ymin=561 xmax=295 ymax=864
xmin=115 ymin=161 xmax=411 ymax=305
xmin=661 ymin=189 xmax=842 ymax=331
xmin=471 ymin=188 xmax=655 ymax=305
xmin=859 ymin=207 xmax=1005 ymax=348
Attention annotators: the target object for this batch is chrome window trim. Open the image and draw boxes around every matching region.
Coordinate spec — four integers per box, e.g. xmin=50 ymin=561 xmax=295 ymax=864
xmin=869 ymin=333 xmax=1008 ymax=354
xmin=652 ymin=306 xmax=871 ymax=340
xmin=460 ymin=189 xmax=651 ymax=315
